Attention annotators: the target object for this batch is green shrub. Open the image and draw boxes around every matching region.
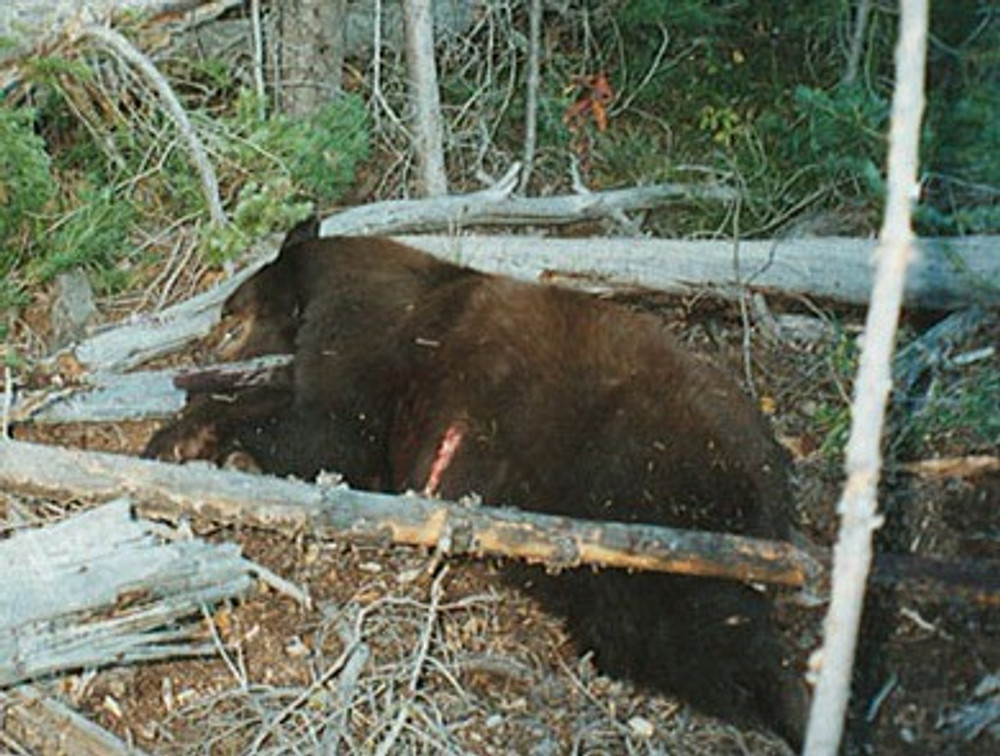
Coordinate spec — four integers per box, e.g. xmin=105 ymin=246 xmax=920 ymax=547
xmin=224 ymin=89 xmax=370 ymax=205
xmin=788 ymin=84 xmax=888 ymax=195
xmin=0 ymin=106 xmax=55 ymax=266
xmin=32 ymin=187 xmax=138 ymax=293
xmin=287 ymin=95 xmax=370 ymax=203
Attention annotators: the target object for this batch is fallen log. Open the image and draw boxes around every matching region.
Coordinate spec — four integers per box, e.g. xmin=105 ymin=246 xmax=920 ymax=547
xmin=13 ymin=355 xmax=292 ymax=425
xmin=0 ymin=439 xmax=818 ymax=589
xmin=0 ymin=499 xmax=255 ymax=688
xmin=56 ymin=231 xmax=1000 ymax=376
xmin=399 ymin=234 xmax=1000 ymax=310
xmin=1 ymin=439 xmax=997 ymax=605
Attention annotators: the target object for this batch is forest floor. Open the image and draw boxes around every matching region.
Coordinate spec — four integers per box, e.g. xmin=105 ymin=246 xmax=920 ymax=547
xmin=5 ymin=270 xmax=998 ymax=756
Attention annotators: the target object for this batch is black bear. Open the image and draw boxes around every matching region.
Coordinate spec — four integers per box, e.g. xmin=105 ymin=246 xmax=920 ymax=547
xmin=146 ymin=219 xmax=807 ymax=746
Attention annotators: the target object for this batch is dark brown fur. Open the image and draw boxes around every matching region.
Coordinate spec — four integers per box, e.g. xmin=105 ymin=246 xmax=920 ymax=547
xmin=145 ymin=221 xmax=807 ymax=745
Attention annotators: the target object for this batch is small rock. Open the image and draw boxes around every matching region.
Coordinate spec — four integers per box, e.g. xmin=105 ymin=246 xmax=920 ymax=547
xmin=628 ymin=715 xmax=654 ymax=738
xmin=50 ymin=269 xmax=97 ymax=349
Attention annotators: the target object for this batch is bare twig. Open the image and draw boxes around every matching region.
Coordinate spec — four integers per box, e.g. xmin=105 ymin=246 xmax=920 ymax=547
xmin=248 ymin=627 xmax=367 ymax=752
xmin=250 ymin=0 xmax=266 ymax=119
xmin=803 ymin=1 xmax=929 ymax=753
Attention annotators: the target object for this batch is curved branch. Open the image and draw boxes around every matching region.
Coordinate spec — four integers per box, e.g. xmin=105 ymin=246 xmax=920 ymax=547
xmin=79 ymin=23 xmax=226 ymax=226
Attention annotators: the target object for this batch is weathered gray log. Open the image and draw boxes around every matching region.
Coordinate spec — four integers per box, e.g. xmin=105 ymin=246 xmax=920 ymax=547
xmin=0 ymin=498 xmax=255 ymax=687
xmin=3 ymin=438 xmax=999 ymax=606
xmin=319 ymin=181 xmax=739 ymax=235
xmin=15 ymin=355 xmax=292 ymax=424
xmin=69 ymin=255 xmax=267 ymax=374
xmin=60 ymin=231 xmax=1000 ymax=375
xmin=400 ymin=234 xmax=1000 ymax=310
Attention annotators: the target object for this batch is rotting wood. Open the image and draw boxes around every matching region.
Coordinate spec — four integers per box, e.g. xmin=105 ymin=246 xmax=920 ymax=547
xmin=893 ymin=305 xmax=997 ymax=394
xmin=0 ymin=684 xmax=149 ymax=756
xmin=0 ymin=498 xmax=256 ymax=688
xmin=1 ymin=438 xmax=998 ymax=605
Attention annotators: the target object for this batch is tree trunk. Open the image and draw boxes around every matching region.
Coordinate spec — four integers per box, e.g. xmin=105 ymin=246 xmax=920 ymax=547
xmin=403 ymin=0 xmax=449 ymax=196
xmin=279 ymin=0 xmax=347 ymax=116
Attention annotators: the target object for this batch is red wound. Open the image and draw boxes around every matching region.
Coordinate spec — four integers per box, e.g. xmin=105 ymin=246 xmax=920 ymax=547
xmin=423 ymin=422 xmax=465 ymax=496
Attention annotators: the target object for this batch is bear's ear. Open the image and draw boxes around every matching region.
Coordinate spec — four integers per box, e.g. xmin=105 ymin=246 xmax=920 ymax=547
xmin=281 ymin=215 xmax=321 ymax=251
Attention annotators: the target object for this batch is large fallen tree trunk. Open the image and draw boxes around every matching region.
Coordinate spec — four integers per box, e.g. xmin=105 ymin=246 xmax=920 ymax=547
xmin=0 ymin=439 xmax=818 ymax=589
xmin=62 ymin=231 xmax=999 ymax=375
xmin=397 ymin=234 xmax=999 ymax=309
xmin=1 ymin=439 xmax=997 ymax=605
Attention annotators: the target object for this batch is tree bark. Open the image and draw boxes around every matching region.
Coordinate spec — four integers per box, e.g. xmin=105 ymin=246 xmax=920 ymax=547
xmin=279 ymin=0 xmax=346 ymax=116
xmin=403 ymin=0 xmax=449 ymax=196
xmin=520 ymin=0 xmax=542 ymax=192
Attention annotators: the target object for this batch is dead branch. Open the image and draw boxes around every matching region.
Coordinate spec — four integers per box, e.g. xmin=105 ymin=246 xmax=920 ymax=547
xmin=0 ymin=499 xmax=255 ymax=687
xmin=900 ymin=455 xmax=999 ymax=479
xmin=77 ymin=23 xmax=226 ymax=226
xmin=13 ymin=355 xmax=292 ymax=425
xmin=893 ymin=305 xmax=997 ymax=394
xmin=0 ymin=438 xmax=819 ymax=589
xmin=0 ymin=685 xmax=148 ymax=756
xmin=804 ymin=2 xmax=929 ymax=753
xmin=319 ymin=177 xmax=738 ymax=235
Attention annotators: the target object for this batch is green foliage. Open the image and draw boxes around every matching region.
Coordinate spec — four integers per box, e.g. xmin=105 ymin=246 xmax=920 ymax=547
xmin=198 ymin=90 xmax=369 ymax=262
xmin=19 ymin=54 xmax=94 ymax=88
xmin=788 ymin=84 xmax=888 ymax=195
xmin=0 ymin=106 xmax=55 ymax=263
xmin=619 ymin=0 xmax=734 ymax=33
xmin=31 ymin=187 xmax=138 ymax=293
xmin=815 ymin=402 xmax=852 ymax=458
xmin=932 ymin=87 xmax=1000 ymax=186
xmin=598 ymin=125 xmax=674 ymax=185
xmin=224 ymin=90 xmax=370 ymax=205
xmin=815 ymin=327 xmax=860 ymax=457
xmin=287 ymin=96 xmax=370 ymax=203
xmin=201 ymin=180 xmax=312 ymax=264
xmin=928 ymin=366 xmax=1000 ymax=448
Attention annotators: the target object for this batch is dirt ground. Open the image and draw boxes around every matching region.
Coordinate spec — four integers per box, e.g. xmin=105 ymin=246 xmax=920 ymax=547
xmin=3 ymin=284 xmax=998 ymax=756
